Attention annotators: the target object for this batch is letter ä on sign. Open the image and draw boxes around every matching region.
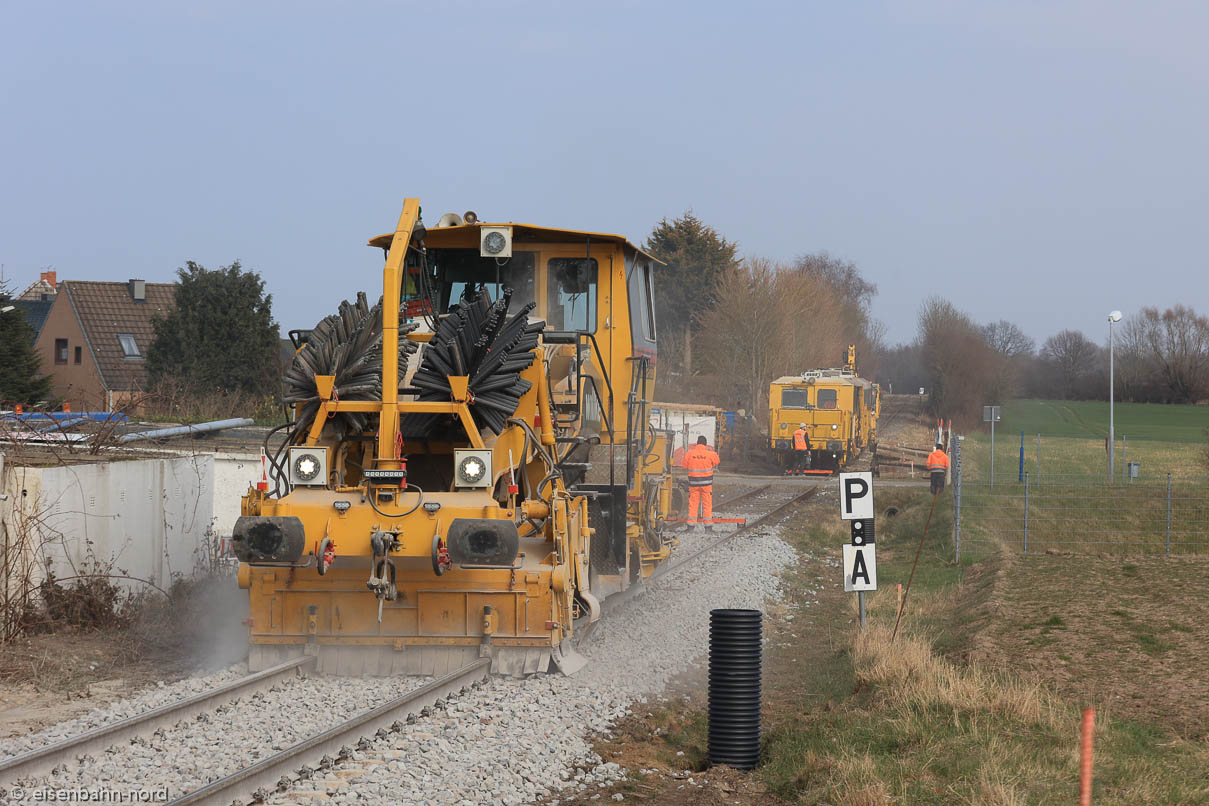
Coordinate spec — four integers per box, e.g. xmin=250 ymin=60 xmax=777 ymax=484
xmin=843 ymin=544 xmax=877 ymax=592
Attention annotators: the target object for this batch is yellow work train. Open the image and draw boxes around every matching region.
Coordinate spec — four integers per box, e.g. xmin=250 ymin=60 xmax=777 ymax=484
xmin=768 ymin=347 xmax=880 ymax=472
xmin=233 ymin=198 xmax=674 ymax=676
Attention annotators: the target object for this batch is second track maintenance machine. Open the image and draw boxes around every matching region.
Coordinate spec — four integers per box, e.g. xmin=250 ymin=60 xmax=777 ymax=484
xmin=232 ymin=199 xmax=675 ymax=676
xmin=769 ymin=346 xmax=880 ymax=473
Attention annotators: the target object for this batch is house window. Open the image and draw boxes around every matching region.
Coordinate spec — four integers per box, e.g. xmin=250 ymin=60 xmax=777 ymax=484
xmin=118 ymin=334 xmax=141 ymax=358
xmin=74 ymin=346 xmax=82 ymax=365
xmin=55 ymin=339 xmax=68 ymax=365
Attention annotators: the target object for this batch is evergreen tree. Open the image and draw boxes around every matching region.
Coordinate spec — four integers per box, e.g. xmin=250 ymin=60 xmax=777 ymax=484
xmin=644 ymin=212 xmax=740 ymax=374
xmin=147 ymin=261 xmax=280 ymax=393
xmin=0 ymin=281 xmax=52 ymax=405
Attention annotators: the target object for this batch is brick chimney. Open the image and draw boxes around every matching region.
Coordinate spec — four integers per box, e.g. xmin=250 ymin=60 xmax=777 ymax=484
xmin=40 ymin=270 xmax=57 ymax=289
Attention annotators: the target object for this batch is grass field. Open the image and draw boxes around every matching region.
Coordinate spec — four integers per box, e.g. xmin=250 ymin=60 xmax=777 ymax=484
xmin=989 ymin=399 xmax=1209 ymax=443
xmin=575 ymin=489 xmax=1209 ymax=804
xmin=961 ymin=399 xmax=1209 ymax=483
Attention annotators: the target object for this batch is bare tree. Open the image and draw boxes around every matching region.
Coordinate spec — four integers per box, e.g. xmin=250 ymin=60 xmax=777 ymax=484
xmin=696 ymin=258 xmax=845 ymax=420
xmin=1132 ymin=306 xmax=1209 ymax=403
xmin=980 ymin=319 xmax=1034 ymax=400
xmin=917 ymin=297 xmax=996 ymax=426
xmin=982 ymin=320 xmax=1034 ymax=359
xmin=1039 ymin=329 xmax=1100 ymax=399
xmin=790 ymin=252 xmax=882 ymax=377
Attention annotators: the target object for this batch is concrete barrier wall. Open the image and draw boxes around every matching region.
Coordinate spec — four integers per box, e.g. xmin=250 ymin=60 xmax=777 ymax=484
xmin=0 ymin=451 xmax=272 ymax=599
xmin=34 ymin=456 xmax=216 ymax=590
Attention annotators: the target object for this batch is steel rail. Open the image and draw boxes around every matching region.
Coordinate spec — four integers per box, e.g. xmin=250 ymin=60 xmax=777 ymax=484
xmin=712 ymin=484 xmax=771 ymax=511
xmin=601 ymin=485 xmax=820 ymax=615
xmin=0 ymin=656 xmax=316 ymax=786
xmin=166 ymin=659 xmax=490 ymax=806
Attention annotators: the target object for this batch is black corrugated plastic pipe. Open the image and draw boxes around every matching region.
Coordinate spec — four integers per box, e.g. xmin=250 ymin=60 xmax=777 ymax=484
xmin=708 ymin=608 xmax=762 ymax=769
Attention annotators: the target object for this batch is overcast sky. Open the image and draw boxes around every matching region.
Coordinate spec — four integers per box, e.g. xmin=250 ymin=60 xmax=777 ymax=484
xmin=2 ymin=1 xmax=1206 ymax=347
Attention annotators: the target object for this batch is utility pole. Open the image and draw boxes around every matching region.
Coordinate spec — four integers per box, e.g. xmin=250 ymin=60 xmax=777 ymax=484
xmin=1108 ymin=311 xmax=1122 ymax=484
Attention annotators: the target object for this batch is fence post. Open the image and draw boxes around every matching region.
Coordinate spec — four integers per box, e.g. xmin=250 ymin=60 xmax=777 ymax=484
xmin=1023 ymin=471 xmax=1029 ymax=554
xmin=953 ymin=437 xmax=962 ymax=564
xmin=1122 ymin=435 xmax=1128 ymax=484
xmin=1166 ymin=473 xmax=1172 ymax=557
xmin=1018 ymin=430 xmax=1024 ymax=483
xmin=1036 ymin=433 xmax=1041 ymax=483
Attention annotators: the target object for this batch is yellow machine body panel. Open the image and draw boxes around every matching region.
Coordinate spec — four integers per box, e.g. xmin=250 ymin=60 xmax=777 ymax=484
xmin=237 ymin=201 xmax=673 ymax=675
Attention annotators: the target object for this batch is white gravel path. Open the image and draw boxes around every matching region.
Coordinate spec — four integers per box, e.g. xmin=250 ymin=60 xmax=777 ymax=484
xmin=267 ymin=522 xmax=803 ymax=806
xmin=0 ymin=664 xmax=249 ymax=758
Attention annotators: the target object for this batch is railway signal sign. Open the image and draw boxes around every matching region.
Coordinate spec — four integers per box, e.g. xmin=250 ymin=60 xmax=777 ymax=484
xmin=839 ymin=472 xmax=874 ymax=520
xmin=850 ymin=518 xmax=874 ymax=545
xmin=843 ymin=543 xmax=878 ymax=592
xmin=838 ymin=473 xmax=878 ymax=622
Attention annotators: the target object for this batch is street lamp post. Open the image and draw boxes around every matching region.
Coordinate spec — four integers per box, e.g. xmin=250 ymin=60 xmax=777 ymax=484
xmin=1108 ymin=310 xmax=1122 ymax=483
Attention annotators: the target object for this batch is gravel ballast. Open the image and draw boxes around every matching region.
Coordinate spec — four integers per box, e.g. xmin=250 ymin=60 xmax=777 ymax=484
xmin=0 ymin=664 xmax=249 ymax=759
xmin=6 ymin=674 xmax=430 ymax=803
xmin=4 ymin=502 xmax=806 ymax=805
xmin=270 ymin=520 xmax=803 ymax=806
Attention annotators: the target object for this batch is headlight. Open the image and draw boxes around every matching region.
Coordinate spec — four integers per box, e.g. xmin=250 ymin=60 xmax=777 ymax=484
xmin=460 ymin=456 xmax=485 ymax=482
xmin=293 ymin=452 xmax=321 ymax=481
xmin=779 ymin=423 xmax=787 ymax=430
xmin=454 ymin=449 xmax=492 ymax=488
xmin=831 ymin=424 xmax=839 ymax=431
xmin=483 ymin=231 xmax=507 ymax=255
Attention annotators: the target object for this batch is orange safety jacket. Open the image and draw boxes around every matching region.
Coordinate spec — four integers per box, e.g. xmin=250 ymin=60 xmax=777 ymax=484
xmin=793 ymin=428 xmax=810 ymax=451
xmin=926 ymin=449 xmax=950 ymax=472
xmin=682 ymin=443 xmax=720 ymax=487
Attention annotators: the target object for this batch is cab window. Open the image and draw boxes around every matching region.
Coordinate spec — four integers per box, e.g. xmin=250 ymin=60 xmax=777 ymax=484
xmin=817 ymin=389 xmax=838 ymax=409
xmin=429 ymin=249 xmax=536 ymax=313
xmin=641 ymin=263 xmax=657 ymax=341
xmin=781 ymin=389 xmax=810 ymax=408
xmin=547 ymin=258 xmax=597 ymax=332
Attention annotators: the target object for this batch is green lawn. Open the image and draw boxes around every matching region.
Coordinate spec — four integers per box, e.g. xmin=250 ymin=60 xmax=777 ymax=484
xmin=988 ymin=399 xmax=1209 ymax=443
xmin=960 ymin=399 xmax=1209 ymax=483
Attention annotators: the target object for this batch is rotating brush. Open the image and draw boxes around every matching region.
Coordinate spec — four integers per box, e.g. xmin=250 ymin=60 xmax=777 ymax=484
xmin=283 ymin=292 xmax=418 ymax=441
xmin=404 ymin=285 xmax=544 ymax=438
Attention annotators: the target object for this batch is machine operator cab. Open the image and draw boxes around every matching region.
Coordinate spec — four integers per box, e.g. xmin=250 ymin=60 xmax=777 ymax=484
xmin=371 ymin=213 xmax=673 ymax=597
xmin=369 ymin=213 xmax=661 ymax=445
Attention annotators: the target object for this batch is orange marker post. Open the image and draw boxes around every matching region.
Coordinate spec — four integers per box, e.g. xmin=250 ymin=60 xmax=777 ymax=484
xmin=1079 ymin=708 xmax=1095 ymax=806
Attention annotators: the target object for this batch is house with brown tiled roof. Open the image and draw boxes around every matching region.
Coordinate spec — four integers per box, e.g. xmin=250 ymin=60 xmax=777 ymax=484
xmin=34 ymin=279 xmax=175 ymax=411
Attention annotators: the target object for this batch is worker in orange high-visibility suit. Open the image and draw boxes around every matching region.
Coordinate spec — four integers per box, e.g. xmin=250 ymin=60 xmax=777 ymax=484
xmin=682 ymin=435 xmax=721 ymax=526
xmin=925 ymin=442 xmax=950 ymax=494
xmin=789 ymin=423 xmax=812 ymax=476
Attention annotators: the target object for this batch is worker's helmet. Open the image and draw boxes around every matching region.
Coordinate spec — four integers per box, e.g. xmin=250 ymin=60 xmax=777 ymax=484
xmin=799 ymin=423 xmax=806 ymax=428
xmin=697 ymin=435 xmax=708 ymax=445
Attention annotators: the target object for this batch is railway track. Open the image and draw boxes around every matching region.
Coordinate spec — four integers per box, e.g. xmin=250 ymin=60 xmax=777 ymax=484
xmin=1 ymin=660 xmax=490 ymax=806
xmin=599 ymin=483 xmax=819 ymax=616
xmin=2 ymin=486 xmax=815 ymax=806
xmin=166 ymin=660 xmax=489 ymax=806
xmin=0 ymin=657 xmax=315 ymax=785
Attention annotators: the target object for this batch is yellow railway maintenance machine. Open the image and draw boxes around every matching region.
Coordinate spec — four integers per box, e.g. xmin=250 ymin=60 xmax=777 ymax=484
xmin=234 ymin=199 xmax=675 ymax=676
xmin=768 ymin=346 xmax=880 ymax=472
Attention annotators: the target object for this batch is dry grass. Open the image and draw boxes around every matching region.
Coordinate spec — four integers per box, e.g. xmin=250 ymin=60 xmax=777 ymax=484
xmin=853 ymin=624 xmax=1059 ymax=730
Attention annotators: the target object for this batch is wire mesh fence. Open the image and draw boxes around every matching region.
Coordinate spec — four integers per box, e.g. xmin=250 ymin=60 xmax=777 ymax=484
xmin=953 ymin=447 xmax=1209 ymax=558
xmin=957 ymin=428 xmax=1209 ymax=485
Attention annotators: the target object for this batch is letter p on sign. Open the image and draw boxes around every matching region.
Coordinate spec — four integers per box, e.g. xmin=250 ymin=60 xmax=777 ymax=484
xmin=839 ymin=472 xmax=874 ymax=521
